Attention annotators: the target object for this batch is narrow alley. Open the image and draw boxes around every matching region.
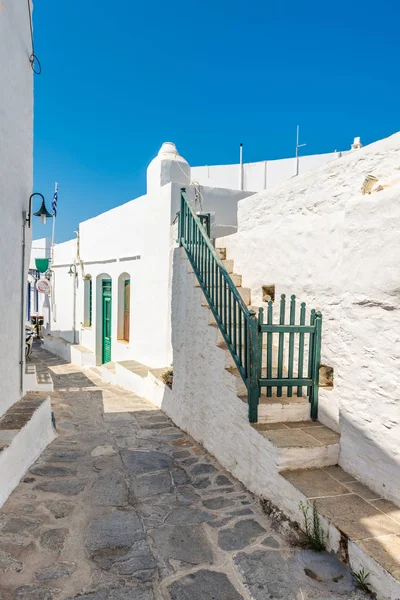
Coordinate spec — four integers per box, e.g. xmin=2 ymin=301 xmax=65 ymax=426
xmin=0 ymin=347 xmax=367 ymax=600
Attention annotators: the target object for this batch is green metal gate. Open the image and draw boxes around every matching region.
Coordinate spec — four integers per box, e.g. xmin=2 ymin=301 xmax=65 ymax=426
xmin=178 ymin=188 xmax=323 ymax=423
xmin=102 ymin=279 xmax=112 ymax=364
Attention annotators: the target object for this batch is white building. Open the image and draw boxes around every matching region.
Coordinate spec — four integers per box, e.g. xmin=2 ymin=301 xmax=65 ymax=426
xmin=0 ymin=0 xmax=55 ymax=509
xmin=46 ymin=133 xmax=400 ymax=599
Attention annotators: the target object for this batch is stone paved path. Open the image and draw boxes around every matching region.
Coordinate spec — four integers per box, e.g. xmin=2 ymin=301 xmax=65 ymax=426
xmin=0 ymin=348 xmax=368 ymax=600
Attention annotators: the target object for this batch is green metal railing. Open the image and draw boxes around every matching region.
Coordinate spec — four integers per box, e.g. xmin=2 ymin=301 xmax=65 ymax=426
xmin=178 ymin=189 xmax=322 ymax=423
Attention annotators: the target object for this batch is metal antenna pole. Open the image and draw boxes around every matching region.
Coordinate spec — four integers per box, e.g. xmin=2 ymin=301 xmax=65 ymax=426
xmin=295 ymin=125 xmax=307 ymax=176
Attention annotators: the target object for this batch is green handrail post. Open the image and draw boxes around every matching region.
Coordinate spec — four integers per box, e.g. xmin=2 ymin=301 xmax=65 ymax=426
xmin=248 ymin=309 xmax=261 ymax=423
xmin=310 ymin=311 xmax=322 ymax=420
xmin=178 ymin=187 xmax=186 ymax=245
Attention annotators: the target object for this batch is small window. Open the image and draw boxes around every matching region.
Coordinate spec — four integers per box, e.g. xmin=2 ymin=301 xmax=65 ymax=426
xmin=123 ymin=280 xmax=130 ymax=342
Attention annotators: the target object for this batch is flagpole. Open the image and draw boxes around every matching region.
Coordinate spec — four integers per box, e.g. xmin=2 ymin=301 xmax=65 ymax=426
xmin=50 ymin=182 xmax=58 ymax=317
xmin=50 ymin=182 xmax=58 ymax=255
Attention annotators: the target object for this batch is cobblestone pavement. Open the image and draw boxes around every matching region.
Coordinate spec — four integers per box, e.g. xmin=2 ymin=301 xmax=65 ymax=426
xmin=0 ymin=348 xmax=368 ymax=600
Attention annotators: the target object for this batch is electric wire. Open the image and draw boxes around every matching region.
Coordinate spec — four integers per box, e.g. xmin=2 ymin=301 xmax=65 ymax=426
xmin=27 ymin=0 xmax=41 ymax=74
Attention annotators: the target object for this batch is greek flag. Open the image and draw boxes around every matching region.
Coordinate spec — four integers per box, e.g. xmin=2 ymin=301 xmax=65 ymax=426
xmin=52 ymin=183 xmax=58 ymax=217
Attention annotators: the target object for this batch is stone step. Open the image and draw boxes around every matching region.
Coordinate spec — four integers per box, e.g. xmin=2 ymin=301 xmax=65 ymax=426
xmin=239 ymin=391 xmax=312 ymax=424
xmin=195 ymin=272 xmax=243 ymax=288
xmin=228 ymin=365 xmax=299 ymax=396
xmin=117 ymin=359 xmax=149 ymax=378
xmin=224 ymin=345 xmax=279 ymax=370
xmin=213 ymin=323 xmax=268 ymax=349
xmin=216 ymin=247 xmax=226 ymax=260
xmin=103 ymin=361 xmax=116 ymax=373
xmin=89 ymin=367 xmax=102 ymax=377
xmin=282 ymin=465 xmax=400 ymax=598
xmin=221 ymin=259 xmax=234 ymax=273
xmin=101 ymin=361 xmax=117 ymax=384
xmin=253 ymin=421 xmax=340 ymax=471
xmin=187 ymin=258 xmax=234 ymax=274
xmin=201 ymin=286 xmax=251 ymax=307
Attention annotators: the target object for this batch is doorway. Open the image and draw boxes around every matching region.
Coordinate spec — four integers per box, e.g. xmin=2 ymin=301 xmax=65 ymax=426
xmin=102 ymin=279 xmax=112 ymax=364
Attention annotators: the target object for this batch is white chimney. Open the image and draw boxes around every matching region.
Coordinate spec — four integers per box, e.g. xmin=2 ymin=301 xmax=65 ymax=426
xmin=351 ymin=136 xmax=362 ymax=150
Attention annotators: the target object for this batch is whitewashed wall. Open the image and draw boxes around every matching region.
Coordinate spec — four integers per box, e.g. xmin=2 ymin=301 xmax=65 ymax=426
xmin=219 ymin=132 xmax=400 ymax=505
xmin=191 ymin=150 xmax=348 ymax=192
xmin=52 ymin=238 xmax=80 ymax=345
xmin=0 ymin=0 xmax=33 ymax=416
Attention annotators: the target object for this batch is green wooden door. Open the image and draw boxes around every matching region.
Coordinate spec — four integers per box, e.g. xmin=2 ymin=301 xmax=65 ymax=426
xmin=102 ymin=279 xmax=112 ymax=364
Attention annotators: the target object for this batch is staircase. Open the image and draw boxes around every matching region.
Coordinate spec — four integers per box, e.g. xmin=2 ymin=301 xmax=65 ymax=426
xmin=190 ymin=246 xmax=340 ymax=471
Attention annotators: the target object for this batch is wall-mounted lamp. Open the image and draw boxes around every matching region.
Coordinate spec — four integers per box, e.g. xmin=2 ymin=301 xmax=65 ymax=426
xmin=26 ymin=193 xmax=53 ymax=228
xmin=68 ymin=264 xmax=77 ymax=277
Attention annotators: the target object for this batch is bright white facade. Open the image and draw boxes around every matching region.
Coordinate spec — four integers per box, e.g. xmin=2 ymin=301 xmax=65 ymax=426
xmin=0 ymin=0 xmax=55 ymax=509
xmin=0 ymin=0 xmax=33 ymax=415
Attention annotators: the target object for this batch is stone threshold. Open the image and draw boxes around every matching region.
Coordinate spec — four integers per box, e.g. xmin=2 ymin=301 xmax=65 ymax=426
xmin=117 ymin=359 xmax=166 ymax=382
xmin=253 ymin=421 xmax=341 ymax=448
xmin=282 ymin=465 xmax=400 ymax=585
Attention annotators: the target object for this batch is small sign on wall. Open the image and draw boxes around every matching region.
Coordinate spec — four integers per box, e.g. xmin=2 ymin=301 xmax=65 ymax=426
xmin=37 ymin=279 xmax=50 ymax=294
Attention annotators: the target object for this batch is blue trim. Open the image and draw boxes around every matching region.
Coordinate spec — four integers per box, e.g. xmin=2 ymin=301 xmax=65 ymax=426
xmin=27 ymin=282 xmax=31 ymax=320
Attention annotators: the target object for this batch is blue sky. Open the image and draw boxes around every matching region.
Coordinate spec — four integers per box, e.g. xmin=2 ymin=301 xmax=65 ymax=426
xmin=33 ymin=0 xmax=398 ymax=242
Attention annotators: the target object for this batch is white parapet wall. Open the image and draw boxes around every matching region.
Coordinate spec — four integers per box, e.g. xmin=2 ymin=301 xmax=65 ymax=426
xmin=218 ymin=132 xmax=400 ymax=507
xmin=191 ymin=150 xmax=349 ymax=192
xmin=0 ymin=397 xmax=56 ymax=509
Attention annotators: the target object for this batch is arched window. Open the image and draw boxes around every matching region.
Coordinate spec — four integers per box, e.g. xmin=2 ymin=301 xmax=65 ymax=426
xmin=118 ymin=273 xmax=130 ymax=342
xmin=84 ymin=276 xmax=92 ymax=327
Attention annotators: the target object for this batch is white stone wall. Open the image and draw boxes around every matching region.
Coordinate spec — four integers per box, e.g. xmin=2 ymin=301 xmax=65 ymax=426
xmin=191 ymin=150 xmax=348 ymax=192
xmin=219 ymin=132 xmax=400 ymax=505
xmin=0 ymin=0 xmax=33 ymax=416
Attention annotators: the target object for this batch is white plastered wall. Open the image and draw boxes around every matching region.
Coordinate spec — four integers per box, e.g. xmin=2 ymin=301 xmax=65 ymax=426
xmin=218 ymin=132 xmax=400 ymax=505
xmin=191 ymin=150 xmax=348 ymax=192
xmin=0 ymin=0 xmax=33 ymax=416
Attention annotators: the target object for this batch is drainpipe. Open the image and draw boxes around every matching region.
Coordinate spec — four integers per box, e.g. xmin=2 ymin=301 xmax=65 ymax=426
xmin=20 ymin=213 xmax=27 ymax=393
xmin=239 ymin=143 xmax=243 ymax=190
xmin=72 ymin=262 xmax=77 ymax=344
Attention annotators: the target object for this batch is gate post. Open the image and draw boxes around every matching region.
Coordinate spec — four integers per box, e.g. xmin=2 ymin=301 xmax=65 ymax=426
xmin=248 ymin=309 xmax=261 ymax=423
xmin=310 ymin=311 xmax=322 ymax=420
